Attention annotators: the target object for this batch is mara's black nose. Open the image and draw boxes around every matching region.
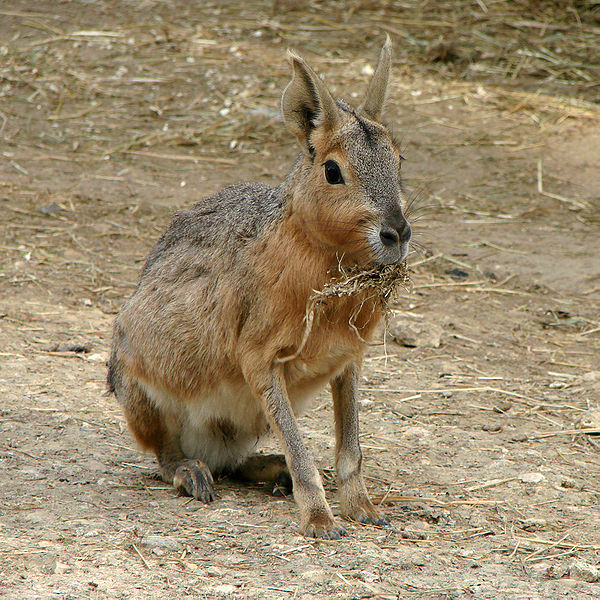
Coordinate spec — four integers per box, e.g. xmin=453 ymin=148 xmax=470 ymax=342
xmin=380 ymin=220 xmax=411 ymax=247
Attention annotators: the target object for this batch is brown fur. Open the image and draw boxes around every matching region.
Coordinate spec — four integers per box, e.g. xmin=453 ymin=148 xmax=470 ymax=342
xmin=108 ymin=37 xmax=409 ymax=538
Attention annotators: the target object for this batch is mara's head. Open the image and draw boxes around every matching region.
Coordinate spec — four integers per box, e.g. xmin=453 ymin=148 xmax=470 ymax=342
xmin=282 ymin=37 xmax=411 ymax=267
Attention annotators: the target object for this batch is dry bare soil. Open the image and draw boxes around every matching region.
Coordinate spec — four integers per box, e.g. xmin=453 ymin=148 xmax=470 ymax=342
xmin=1 ymin=2 xmax=600 ymax=599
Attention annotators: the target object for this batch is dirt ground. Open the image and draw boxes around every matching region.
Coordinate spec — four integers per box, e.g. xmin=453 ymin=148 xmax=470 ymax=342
xmin=1 ymin=1 xmax=600 ymax=599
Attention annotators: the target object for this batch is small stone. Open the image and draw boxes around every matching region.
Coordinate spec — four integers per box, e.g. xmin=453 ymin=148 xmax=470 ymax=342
xmin=530 ymin=561 xmax=553 ymax=579
xmin=576 ymin=409 xmax=600 ymax=431
xmin=482 ymin=423 xmax=502 ymax=432
xmin=40 ymin=203 xmax=61 ymax=215
xmin=568 ymin=560 xmax=600 ymax=583
xmin=18 ymin=468 xmax=44 ymax=480
xmin=402 ymin=425 xmax=431 ymax=439
xmin=511 ymin=433 xmax=528 ymax=442
xmin=547 ymin=563 xmax=570 ymax=579
xmin=387 ymin=318 xmax=443 ymax=348
xmin=361 ymin=64 xmax=374 ymax=76
xmin=396 ymin=408 xmax=416 ymax=418
xmin=519 ymin=517 xmax=547 ymax=531
xmin=519 ymin=472 xmax=545 ymax=484
xmin=358 ymin=571 xmax=379 ymax=583
xmin=560 ymin=478 xmax=584 ymax=491
xmin=445 ymin=267 xmax=469 ymax=281
xmin=207 ymin=566 xmax=224 ymax=577
xmin=140 ymin=535 xmax=182 ymax=552
xmin=581 ymin=371 xmax=600 ymax=384
xmin=401 ymin=529 xmax=427 ymax=540
xmin=83 ymin=529 xmax=100 ymax=538
xmin=493 ymin=401 xmax=512 ymax=413
xmin=301 ymin=569 xmax=330 ymax=584
xmin=212 ymin=584 xmax=237 ymax=595
xmin=53 ymin=561 xmax=70 ymax=575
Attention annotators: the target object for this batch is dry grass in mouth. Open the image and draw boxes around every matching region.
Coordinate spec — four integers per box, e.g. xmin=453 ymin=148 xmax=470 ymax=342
xmin=276 ymin=261 xmax=410 ymax=363
xmin=313 ymin=260 xmax=411 ymax=307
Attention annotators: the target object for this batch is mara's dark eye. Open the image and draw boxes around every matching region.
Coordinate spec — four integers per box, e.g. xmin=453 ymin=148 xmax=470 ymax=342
xmin=323 ymin=160 xmax=344 ymax=185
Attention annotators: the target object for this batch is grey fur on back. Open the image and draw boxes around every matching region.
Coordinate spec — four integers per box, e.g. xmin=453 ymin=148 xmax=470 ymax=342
xmin=107 ymin=182 xmax=289 ymax=397
xmin=142 ymin=182 xmax=287 ymax=279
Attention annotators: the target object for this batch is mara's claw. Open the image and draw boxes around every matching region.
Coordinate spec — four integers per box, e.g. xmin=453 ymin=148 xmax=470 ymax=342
xmin=172 ymin=460 xmax=215 ymax=503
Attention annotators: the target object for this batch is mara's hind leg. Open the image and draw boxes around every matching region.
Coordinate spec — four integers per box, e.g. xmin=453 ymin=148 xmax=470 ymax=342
xmin=119 ymin=378 xmax=215 ymax=503
xmin=230 ymin=454 xmax=293 ymax=496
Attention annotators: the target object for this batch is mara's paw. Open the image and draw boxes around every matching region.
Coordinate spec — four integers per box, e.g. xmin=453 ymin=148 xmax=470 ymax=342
xmin=172 ymin=460 xmax=215 ymax=503
xmin=342 ymin=497 xmax=390 ymax=527
xmin=301 ymin=514 xmax=347 ymax=540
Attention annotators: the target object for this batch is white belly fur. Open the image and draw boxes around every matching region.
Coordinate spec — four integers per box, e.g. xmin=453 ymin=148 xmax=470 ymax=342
xmin=141 ymin=376 xmax=333 ymax=472
xmin=180 ymin=383 xmax=265 ymax=472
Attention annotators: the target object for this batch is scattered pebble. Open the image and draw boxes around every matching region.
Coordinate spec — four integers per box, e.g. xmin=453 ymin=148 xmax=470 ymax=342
xmin=300 ymin=569 xmax=330 ymax=584
xmin=568 ymin=561 xmax=600 ymax=583
xmin=548 ymin=560 xmax=600 ymax=583
xmin=549 ymin=381 xmax=566 ymax=389
xmin=140 ymin=535 xmax=182 ymax=551
xmin=519 ymin=517 xmax=547 ymax=531
xmin=387 ymin=319 xmax=443 ymax=348
xmin=83 ymin=529 xmax=101 ymax=538
xmin=576 ymin=409 xmax=600 ymax=431
xmin=361 ymin=64 xmax=374 ymax=76
xmin=445 ymin=267 xmax=469 ymax=281
xmin=53 ymin=561 xmax=70 ymax=575
xmin=482 ymin=423 xmax=502 ymax=432
xmin=357 ymin=570 xmax=379 ymax=583
xmin=401 ymin=529 xmax=427 ymax=540
xmin=519 ymin=472 xmax=545 ymax=484
xmin=581 ymin=371 xmax=600 ymax=384
xmin=402 ymin=426 xmax=431 ymax=439
xmin=39 ymin=203 xmax=62 ymax=215
xmin=212 ymin=584 xmax=237 ymax=595
xmin=560 ymin=478 xmax=584 ymax=491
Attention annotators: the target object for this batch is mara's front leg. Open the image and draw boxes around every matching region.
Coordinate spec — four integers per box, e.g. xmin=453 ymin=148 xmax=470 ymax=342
xmin=331 ymin=363 xmax=389 ymax=526
xmin=247 ymin=365 xmax=346 ymax=539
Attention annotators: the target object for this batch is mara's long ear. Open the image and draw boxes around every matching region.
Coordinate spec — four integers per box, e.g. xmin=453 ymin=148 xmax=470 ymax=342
xmin=361 ymin=35 xmax=392 ymax=121
xmin=281 ymin=51 xmax=339 ymax=150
